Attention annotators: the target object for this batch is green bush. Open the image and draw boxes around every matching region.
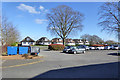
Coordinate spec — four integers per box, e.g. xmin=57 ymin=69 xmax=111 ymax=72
xmin=75 ymin=44 xmax=81 ymax=46
xmin=48 ymin=44 xmax=65 ymax=51
xmin=11 ymin=42 xmax=18 ymax=46
xmin=2 ymin=53 xmax=8 ymax=56
xmin=65 ymin=45 xmax=75 ymax=46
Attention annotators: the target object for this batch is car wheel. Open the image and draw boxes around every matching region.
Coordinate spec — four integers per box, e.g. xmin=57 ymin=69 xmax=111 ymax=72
xmin=74 ymin=51 xmax=77 ymax=54
xmin=83 ymin=51 xmax=85 ymax=54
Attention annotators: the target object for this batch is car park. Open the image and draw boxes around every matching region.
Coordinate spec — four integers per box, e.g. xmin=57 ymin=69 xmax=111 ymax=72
xmin=96 ymin=46 xmax=104 ymax=50
xmin=68 ymin=46 xmax=85 ymax=54
xmin=104 ymin=46 xmax=114 ymax=50
xmin=113 ymin=45 xmax=120 ymax=50
xmin=89 ymin=46 xmax=95 ymax=50
xmin=78 ymin=45 xmax=89 ymax=50
xmin=63 ymin=46 xmax=73 ymax=53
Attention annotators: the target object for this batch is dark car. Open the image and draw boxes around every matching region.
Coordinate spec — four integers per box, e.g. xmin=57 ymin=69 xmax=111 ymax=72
xmin=63 ymin=46 xmax=73 ymax=53
xmin=68 ymin=46 xmax=85 ymax=54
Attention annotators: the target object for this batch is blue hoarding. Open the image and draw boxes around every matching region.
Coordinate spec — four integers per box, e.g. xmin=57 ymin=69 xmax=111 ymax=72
xmin=7 ymin=46 xmax=17 ymax=55
xmin=19 ymin=47 xmax=28 ymax=55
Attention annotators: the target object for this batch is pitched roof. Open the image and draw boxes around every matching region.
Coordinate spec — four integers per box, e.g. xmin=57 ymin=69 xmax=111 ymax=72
xmin=21 ymin=36 xmax=35 ymax=42
xmin=52 ymin=38 xmax=63 ymax=42
xmin=36 ymin=37 xmax=51 ymax=42
xmin=73 ymin=39 xmax=82 ymax=43
xmin=65 ymin=39 xmax=75 ymax=43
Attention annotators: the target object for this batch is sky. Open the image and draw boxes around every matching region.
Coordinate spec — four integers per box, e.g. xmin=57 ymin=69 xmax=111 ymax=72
xmin=2 ymin=2 xmax=118 ymax=42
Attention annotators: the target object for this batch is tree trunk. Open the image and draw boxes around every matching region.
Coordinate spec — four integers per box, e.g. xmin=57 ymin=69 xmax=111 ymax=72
xmin=84 ymin=42 xmax=85 ymax=45
xmin=62 ymin=38 xmax=65 ymax=46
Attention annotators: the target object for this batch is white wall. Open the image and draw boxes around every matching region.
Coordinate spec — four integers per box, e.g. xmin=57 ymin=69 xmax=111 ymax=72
xmin=66 ymin=43 xmax=75 ymax=45
xmin=39 ymin=42 xmax=51 ymax=45
xmin=53 ymin=42 xmax=63 ymax=44
xmin=22 ymin=42 xmax=35 ymax=46
xmin=85 ymin=43 xmax=89 ymax=45
xmin=76 ymin=43 xmax=84 ymax=45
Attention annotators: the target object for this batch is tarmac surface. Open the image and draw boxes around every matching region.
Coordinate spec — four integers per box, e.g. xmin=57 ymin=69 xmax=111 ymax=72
xmin=2 ymin=50 xmax=119 ymax=79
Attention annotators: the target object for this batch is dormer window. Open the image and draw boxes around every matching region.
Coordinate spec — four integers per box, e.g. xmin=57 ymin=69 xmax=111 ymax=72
xmin=27 ymin=38 xmax=30 ymax=41
xmin=59 ymin=39 xmax=62 ymax=41
xmin=45 ymin=38 xmax=48 ymax=41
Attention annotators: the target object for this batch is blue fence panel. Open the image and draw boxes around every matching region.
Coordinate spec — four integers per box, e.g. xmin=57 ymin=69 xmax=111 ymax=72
xmin=7 ymin=46 xmax=17 ymax=55
xmin=19 ymin=47 xmax=28 ymax=55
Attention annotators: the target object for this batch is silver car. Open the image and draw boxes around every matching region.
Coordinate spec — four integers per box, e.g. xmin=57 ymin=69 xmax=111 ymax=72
xmin=68 ymin=46 xmax=85 ymax=54
xmin=104 ymin=46 xmax=114 ymax=50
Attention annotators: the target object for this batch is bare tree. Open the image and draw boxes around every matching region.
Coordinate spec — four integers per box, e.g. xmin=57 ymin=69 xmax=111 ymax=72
xmin=81 ymin=34 xmax=104 ymax=45
xmin=92 ymin=35 xmax=104 ymax=44
xmin=81 ymin=34 xmax=91 ymax=45
xmin=98 ymin=2 xmax=120 ymax=33
xmin=1 ymin=17 xmax=20 ymax=46
xmin=105 ymin=40 xmax=117 ymax=45
xmin=47 ymin=5 xmax=84 ymax=45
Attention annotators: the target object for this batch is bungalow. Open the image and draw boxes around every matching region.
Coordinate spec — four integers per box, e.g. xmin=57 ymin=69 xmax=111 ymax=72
xmin=36 ymin=37 xmax=51 ymax=45
xmin=52 ymin=38 xmax=63 ymax=44
xmin=85 ymin=40 xmax=89 ymax=45
xmin=21 ymin=36 xmax=35 ymax=46
xmin=65 ymin=39 xmax=75 ymax=45
xmin=73 ymin=39 xmax=84 ymax=45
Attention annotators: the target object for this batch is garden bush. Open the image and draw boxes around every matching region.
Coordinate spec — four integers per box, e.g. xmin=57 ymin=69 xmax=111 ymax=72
xmin=2 ymin=53 xmax=8 ymax=56
xmin=11 ymin=42 xmax=18 ymax=46
xmin=22 ymin=54 xmax=29 ymax=59
xmin=48 ymin=44 xmax=65 ymax=51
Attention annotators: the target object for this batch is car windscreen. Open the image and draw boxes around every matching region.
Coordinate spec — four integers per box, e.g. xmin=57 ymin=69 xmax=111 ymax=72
xmin=113 ymin=45 xmax=119 ymax=47
xmin=72 ymin=47 xmax=77 ymax=49
xmin=65 ymin=46 xmax=72 ymax=49
xmin=78 ymin=46 xmax=85 ymax=48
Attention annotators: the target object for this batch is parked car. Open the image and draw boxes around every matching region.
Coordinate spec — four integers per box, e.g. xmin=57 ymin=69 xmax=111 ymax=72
xmin=78 ymin=45 xmax=89 ymax=50
xmin=68 ymin=46 xmax=85 ymax=54
xmin=89 ymin=46 xmax=95 ymax=50
xmin=104 ymin=46 xmax=114 ymax=50
xmin=63 ymin=46 xmax=73 ymax=53
xmin=113 ymin=45 xmax=120 ymax=50
xmin=96 ymin=46 xmax=104 ymax=50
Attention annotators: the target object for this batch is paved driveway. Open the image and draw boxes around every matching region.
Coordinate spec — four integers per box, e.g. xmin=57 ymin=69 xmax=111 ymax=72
xmin=2 ymin=50 xmax=119 ymax=79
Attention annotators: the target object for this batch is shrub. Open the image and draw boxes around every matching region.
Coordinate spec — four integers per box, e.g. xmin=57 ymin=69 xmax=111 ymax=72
xmin=11 ymin=42 xmax=18 ymax=46
xmin=75 ymin=44 xmax=81 ymax=46
xmin=22 ymin=54 xmax=29 ymax=59
xmin=65 ymin=44 xmax=74 ymax=46
xmin=2 ymin=53 xmax=8 ymax=56
xmin=48 ymin=44 xmax=65 ymax=51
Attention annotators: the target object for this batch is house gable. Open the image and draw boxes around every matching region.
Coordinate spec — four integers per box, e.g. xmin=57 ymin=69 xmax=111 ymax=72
xmin=21 ymin=36 xmax=35 ymax=42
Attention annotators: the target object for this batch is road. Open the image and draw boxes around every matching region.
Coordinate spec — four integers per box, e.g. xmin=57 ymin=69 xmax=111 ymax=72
xmin=2 ymin=50 xmax=119 ymax=79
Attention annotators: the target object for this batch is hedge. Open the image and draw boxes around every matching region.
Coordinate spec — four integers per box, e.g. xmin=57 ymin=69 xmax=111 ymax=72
xmin=48 ymin=44 xmax=65 ymax=51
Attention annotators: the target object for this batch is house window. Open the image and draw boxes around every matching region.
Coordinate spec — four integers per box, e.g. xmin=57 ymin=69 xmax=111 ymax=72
xmin=28 ymin=42 xmax=30 ymax=44
xmin=45 ymin=38 xmax=48 ymax=41
xmin=59 ymin=39 xmax=62 ymax=41
xmin=27 ymin=38 xmax=30 ymax=41
xmin=31 ymin=42 xmax=33 ymax=44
